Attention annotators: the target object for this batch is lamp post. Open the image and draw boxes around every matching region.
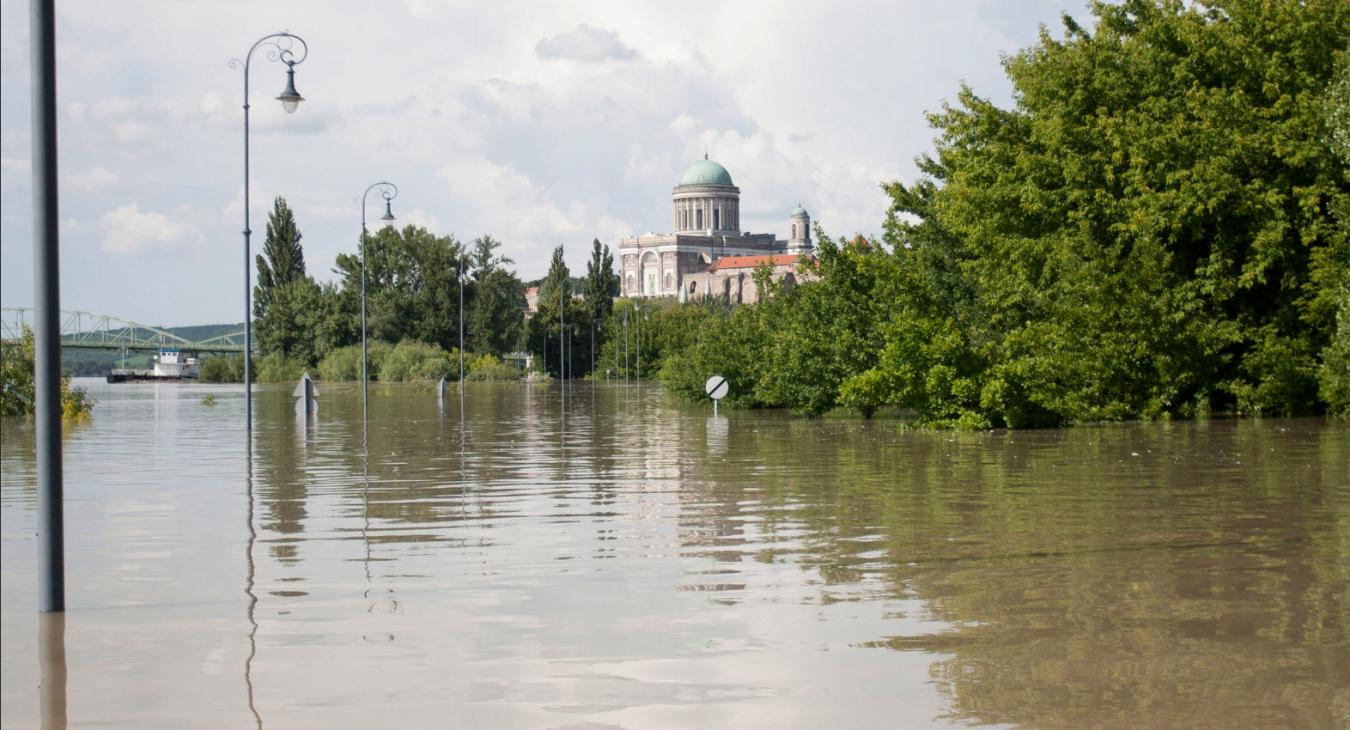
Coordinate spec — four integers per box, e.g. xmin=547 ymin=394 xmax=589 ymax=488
xmin=360 ymin=181 xmax=397 ymax=422
xmin=459 ymin=256 xmax=465 ymax=387
xmin=231 ymin=31 xmax=308 ymax=430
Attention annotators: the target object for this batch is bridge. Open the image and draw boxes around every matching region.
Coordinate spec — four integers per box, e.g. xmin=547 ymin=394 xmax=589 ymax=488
xmin=1 ymin=307 xmax=248 ymax=353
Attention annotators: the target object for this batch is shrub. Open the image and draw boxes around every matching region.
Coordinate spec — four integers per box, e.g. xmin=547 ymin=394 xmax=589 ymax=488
xmin=0 ymin=326 xmax=95 ymax=419
xmin=317 ymin=341 xmax=392 ymax=381
xmin=199 ymin=354 xmax=245 ymax=383
xmin=464 ymin=352 xmax=522 ymax=381
xmin=254 ymin=352 xmax=308 ymax=383
xmin=379 ymin=340 xmax=454 ymax=382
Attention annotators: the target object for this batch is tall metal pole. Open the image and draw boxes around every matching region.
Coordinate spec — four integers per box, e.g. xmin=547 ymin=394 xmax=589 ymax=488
xmin=458 ymin=258 xmax=465 ymax=385
xmin=31 ymin=0 xmax=63 ymax=614
xmin=559 ymin=277 xmax=565 ymax=384
xmin=242 ymin=52 xmax=251 ymax=430
xmin=623 ymin=311 xmax=629 ymax=386
xmin=233 ymin=32 xmax=308 ymax=431
xmin=635 ymin=302 xmax=641 ymax=382
xmin=360 ymin=223 xmax=367 ymax=420
xmin=360 ymin=181 xmax=397 ymax=424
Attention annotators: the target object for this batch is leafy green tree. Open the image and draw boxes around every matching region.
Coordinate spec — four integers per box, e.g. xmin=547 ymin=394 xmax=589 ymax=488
xmin=528 ymin=246 xmax=587 ymax=377
xmin=467 ymin=235 xmax=526 ymax=356
xmin=580 ymin=239 xmax=620 ymax=375
xmin=334 ymin=225 xmax=467 ymax=350
xmin=583 ymin=239 xmax=618 ymax=324
xmin=1 ymin=326 xmax=95 ymax=418
xmin=847 ymin=0 xmax=1349 ymax=425
xmin=253 ymin=197 xmax=331 ymax=365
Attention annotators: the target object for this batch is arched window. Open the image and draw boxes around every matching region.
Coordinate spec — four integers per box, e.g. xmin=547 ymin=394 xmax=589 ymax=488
xmin=626 ymin=273 xmax=635 ymax=294
xmin=791 ymin=223 xmax=797 ymax=239
xmin=664 ymin=272 xmax=673 ymax=290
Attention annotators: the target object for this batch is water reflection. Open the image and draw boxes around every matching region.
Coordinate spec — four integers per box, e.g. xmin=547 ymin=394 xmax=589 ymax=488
xmin=1 ymin=382 xmax=1347 ymax=727
xmin=38 ymin=612 xmax=65 ymax=730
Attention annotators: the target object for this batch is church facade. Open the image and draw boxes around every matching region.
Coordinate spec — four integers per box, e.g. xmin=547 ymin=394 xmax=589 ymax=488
xmin=618 ymin=157 xmax=813 ymax=303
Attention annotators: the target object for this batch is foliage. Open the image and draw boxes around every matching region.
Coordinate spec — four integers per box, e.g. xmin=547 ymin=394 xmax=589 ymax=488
xmin=254 ymin=352 xmax=309 ymax=383
xmin=467 ymin=235 xmax=526 ymax=357
xmin=254 ymin=198 xmax=319 ymax=363
xmin=378 ymin=340 xmax=456 ymax=382
xmin=464 ymin=352 xmax=523 ymax=381
xmin=335 ymin=225 xmax=467 ymax=351
xmin=1 ymin=326 xmax=95 ymax=419
xmin=317 ymin=341 xmax=392 ymax=382
xmin=201 ymin=394 xmax=217 ymax=407
xmin=656 ymin=0 xmax=1349 ymax=425
xmin=199 ymin=354 xmax=245 ymax=383
xmin=527 ymin=246 xmax=591 ymax=378
xmin=584 ymin=238 xmax=619 ymax=325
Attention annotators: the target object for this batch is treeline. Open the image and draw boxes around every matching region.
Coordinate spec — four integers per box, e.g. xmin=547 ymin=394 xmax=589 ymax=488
xmin=646 ymin=0 xmax=1350 ymax=425
xmin=205 ymin=198 xmax=622 ymax=383
xmin=204 ymin=197 xmax=530 ymax=381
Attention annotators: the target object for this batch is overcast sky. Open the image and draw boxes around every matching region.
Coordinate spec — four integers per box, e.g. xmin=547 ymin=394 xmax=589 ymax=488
xmin=1 ymin=0 xmax=1084 ymax=327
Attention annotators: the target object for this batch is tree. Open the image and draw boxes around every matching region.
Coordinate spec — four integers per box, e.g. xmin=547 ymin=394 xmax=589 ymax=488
xmin=0 ymin=326 xmax=94 ymax=418
xmin=580 ymin=239 xmax=620 ymax=376
xmin=583 ymin=239 xmax=618 ymax=325
xmin=254 ymin=197 xmax=317 ymax=362
xmin=850 ymin=0 xmax=1349 ymax=424
xmin=467 ymin=235 xmax=526 ymax=356
xmin=334 ymin=225 xmax=467 ymax=350
xmin=528 ymin=246 xmax=586 ymax=377
xmin=254 ymin=197 xmax=306 ymax=321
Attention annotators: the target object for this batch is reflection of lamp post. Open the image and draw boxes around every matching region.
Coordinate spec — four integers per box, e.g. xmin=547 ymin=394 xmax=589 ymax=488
xmin=360 ymin=182 xmax=398 ymax=422
xmin=231 ymin=31 xmax=308 ymax=429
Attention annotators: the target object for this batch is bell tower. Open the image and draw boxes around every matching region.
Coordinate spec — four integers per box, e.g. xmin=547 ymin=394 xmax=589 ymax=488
xmin=787 ymin=205 xmax=811 ymax=253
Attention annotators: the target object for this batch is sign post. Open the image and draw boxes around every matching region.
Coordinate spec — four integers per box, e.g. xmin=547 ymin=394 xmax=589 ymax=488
xmin=705 ymin=374 xmax=729 ymax=416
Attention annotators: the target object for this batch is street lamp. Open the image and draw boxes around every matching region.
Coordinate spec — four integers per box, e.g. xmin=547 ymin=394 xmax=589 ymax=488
xmin=231 ymin=31 xmax=309 ymax=430
xmin=360 ymin=181 xmax=398 ymax=423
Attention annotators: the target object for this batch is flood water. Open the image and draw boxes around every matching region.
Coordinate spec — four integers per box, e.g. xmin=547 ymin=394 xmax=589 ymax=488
xmin=2 ymin=380 xmax=1347 ymax=728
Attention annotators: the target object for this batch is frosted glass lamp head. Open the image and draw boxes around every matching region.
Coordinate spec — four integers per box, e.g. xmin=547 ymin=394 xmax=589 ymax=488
xmin=276 ymin=65 xmax=304 ymax=114
xmin=380 ymin=199 xmax=396 ymax=228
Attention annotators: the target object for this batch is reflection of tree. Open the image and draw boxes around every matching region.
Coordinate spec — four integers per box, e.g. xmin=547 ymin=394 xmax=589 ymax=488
xmin=253 ymin=402 xmax=309 ymax=566
xmin=672 ymin=417 xmax=1350 ymax=728
xmin=245 ymin=381 xmax=1348 ymax=727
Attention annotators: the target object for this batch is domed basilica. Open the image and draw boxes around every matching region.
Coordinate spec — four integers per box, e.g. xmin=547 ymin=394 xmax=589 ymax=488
xmin=619 ymin=156 xmax=813 ymax=304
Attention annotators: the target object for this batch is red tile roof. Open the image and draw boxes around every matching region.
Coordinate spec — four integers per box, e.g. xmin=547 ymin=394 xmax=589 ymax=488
xmin=711 ymin=254 xmax=802 ymax=271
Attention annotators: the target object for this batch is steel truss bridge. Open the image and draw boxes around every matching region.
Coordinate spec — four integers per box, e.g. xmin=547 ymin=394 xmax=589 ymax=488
xmin=1 ymin=307 xmax=248 ymax=353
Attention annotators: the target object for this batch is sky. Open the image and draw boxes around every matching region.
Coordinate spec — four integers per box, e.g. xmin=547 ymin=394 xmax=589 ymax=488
xmin=0 ymin=0 xmax=1086 ymax=327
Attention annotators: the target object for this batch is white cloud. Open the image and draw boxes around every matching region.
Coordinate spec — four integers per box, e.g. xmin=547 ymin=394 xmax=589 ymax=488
xmin=536 ymin=25 xmax=637 ymax=63
xmin=99 ymin=203 xmax=202 ymax=255
xmin=0 ymin=0 xmax=1083 ymax=324
xmin=67 ymin=165 xmax=119 ymax=193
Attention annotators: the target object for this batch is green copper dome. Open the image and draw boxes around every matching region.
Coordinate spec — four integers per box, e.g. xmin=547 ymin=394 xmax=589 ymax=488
xmin=679 ymin=158 xmax=734 ymax=186
xmin=790 ymin=205 xmax=809 ymax=218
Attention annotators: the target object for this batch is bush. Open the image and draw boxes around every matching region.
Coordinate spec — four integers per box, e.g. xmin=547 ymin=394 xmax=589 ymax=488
xmin=464 ymin=352 xmax=522 ymax=381
xmin=1 ymin=326 xmax=95 ymax=419
xmin=379 ymin=340 xmax=454 ymax=382
xmin=199 ymin=354 xmax=245 ymax=383
xmin=317 ymin=341 xmax=392 ymax=381
xmin=254 ymin=352 xmax=308 ymax=383
xmin=1320 ymin=296 xmax=1350 ymax=416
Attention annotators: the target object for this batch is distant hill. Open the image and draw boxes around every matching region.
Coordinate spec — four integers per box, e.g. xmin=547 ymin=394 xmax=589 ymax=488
xmin=61 ymin=322 xmax=243 ymax=376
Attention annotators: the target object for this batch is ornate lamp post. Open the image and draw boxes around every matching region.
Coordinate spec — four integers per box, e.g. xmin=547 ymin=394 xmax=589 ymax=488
xmin=231 ymin=31 xmax=308 ymax=430
xmin=360 ymin=182 xmax=398 ymax=421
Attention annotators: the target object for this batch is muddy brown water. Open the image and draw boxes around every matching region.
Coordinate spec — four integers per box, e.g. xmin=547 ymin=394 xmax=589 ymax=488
xmin=2 ymin=380 xmax=1347 ymax=728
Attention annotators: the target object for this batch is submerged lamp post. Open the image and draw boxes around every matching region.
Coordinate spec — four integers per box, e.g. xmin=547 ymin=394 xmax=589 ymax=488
xmin=231 ymin=31 xmax=308 ymax=430
xmin=360 ymin=182 xmax=398 ymax=422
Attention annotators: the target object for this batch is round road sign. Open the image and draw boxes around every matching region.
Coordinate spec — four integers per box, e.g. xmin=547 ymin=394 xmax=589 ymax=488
xmin=705 ymin=375 xmax=729 ymax=400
